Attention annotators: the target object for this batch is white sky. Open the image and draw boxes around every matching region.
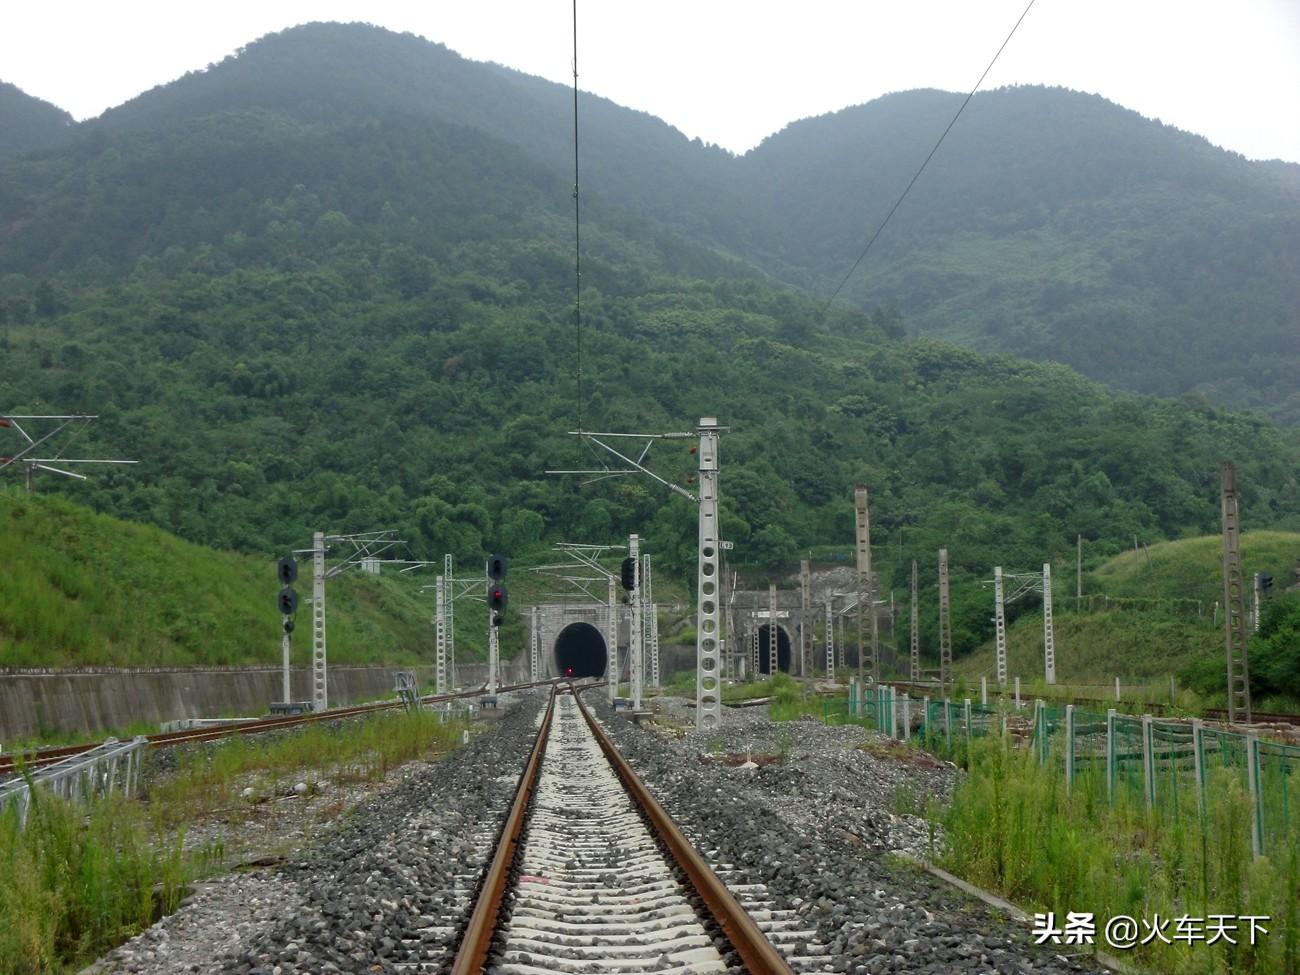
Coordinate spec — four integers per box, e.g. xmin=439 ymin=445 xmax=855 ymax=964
xmin=3 ymin=1 xmax=1299 ymax=163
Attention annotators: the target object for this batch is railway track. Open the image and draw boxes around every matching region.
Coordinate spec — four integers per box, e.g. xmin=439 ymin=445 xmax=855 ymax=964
xmin=448 ymin=686 xmax=818 ymax=974
xmin=0 ymin=678 xmax=562 ymax=777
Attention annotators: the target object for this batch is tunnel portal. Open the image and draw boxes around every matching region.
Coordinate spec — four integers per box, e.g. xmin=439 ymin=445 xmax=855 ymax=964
xmin=554 ymin=622 xmax=607 ymax=679
xmin=757 ymin=624 xmax=792 ymax=675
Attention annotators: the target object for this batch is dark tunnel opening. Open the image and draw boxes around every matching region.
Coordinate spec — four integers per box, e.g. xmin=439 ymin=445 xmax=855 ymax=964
xmin=554 ymin=622 xmax=607 ymax=678
xmin=757 ymin=624 xmax=792 ymax=675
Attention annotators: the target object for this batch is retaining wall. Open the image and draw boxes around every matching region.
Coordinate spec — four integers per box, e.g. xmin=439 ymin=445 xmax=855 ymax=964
xmin=0 ymin=658 xmax=527 ymax=741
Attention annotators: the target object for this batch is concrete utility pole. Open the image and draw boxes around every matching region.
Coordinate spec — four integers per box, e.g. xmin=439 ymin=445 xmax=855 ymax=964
xmin=854 ymin=485 xmax=871 ymax=682
xmin=606 ymin=575 xmax=619 ymax=703
xmin=529 ymin=605 xmax=540 ymax=681
xmin=938 ymin=548 xmax=952 ymax=690
xmin=546 ymin=417 xmax=724 ymax=729
xmin=642 ymin=552 xmax=659 ymax=690
xmin=311 ymin=532 xmax=328 ymax=712
xmin=994 ymin=566 xmax=1008 ymax=687
xmin=767 ymin=583 xmax=779 ymax=675
xmin=695 ymin=418 xmax=723 ymax=729
xmin=800 ymin=559 xmax=813 ymax=677
xmin=444 ymin=554 xmax=456 ymax=687
xmin=1042 ymin=563 xmax=1056 ymax=685
xmin=1220 ymin=461 xmax=1251 ymax=724
xmin=910 ymin=560 xmax=920 ymax=681
xmin=435 ymin=575 xmax=448 ymax=695
xmin=629 ymin=533 xmax=643 ymax=710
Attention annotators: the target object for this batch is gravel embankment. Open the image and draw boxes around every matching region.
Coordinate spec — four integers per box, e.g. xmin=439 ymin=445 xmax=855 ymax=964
xmin=90 ymin=689 xmax=1107 ymax=974
xmin=88 ymin=692 xmax=546 ymax=975
xmin=597 ymin=694 xmax=1106 ymax=975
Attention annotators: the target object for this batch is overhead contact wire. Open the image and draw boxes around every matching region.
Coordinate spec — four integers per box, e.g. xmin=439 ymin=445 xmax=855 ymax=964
xmin=572 ymin=0 xmax=584 ymax=454
xmin=821 ymin=0 xmax=1039 ymax=316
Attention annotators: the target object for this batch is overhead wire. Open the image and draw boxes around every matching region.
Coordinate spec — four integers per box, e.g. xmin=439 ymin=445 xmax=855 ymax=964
xmin=820 ymin=0 xmax=1039 ymax=317
xmin=571 ymin=0 xmax=584 ymax=455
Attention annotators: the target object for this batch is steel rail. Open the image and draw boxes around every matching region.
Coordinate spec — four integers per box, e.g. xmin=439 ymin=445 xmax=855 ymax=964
xmin=450 ymin=685 xmax=558 ymax=975
xmin=570 ymin=687 xmax=795 ymax=975
xmin=0 ymin=678 xmax=564 ymax=776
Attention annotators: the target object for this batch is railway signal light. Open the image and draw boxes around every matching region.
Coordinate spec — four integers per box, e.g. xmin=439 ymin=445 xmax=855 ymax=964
xmin=487 ymin=554 xmax=507 ymax=580
xmin=283 ymin=619 xmax=295 ymax=634
xmin=278 ymin=557 xmax=298 ymax=585
xmin=278 ymin=586 xmax=299 ymax=615
xmin=620 ymin=556 xmax=636 ymax=592
xmin=1258 ymin=572 xmax=1274 ymax=593
xmin=489 ymin=583 xmax=508 ymax=616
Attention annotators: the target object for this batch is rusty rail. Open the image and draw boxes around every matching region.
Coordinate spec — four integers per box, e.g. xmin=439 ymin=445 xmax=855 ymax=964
xmin=449 ymin=683 xmax=791 ymax=973
xmin=571 ymin=688 xmax=794 ymax=975
xmin=0 ymin=678 xmax=564 ymax=776
xmin=450 ymin=685 xmax=557 ymax=974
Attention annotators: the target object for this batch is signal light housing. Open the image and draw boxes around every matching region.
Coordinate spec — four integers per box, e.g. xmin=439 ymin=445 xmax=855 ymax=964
xmin=488 ymin=584 xmax=508 ymax=614
xmin=620 ymin=556 xmax=636 ymax=592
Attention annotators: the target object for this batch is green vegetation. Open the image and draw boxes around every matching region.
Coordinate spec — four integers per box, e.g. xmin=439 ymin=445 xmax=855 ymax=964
xmin=943 ymin=738 xmax=1298 ymax=974
xmin=1 ymin=24 xmax=1298 ymax=675
xmin=953 ymin=532 xmax=1300 ymax=704
xmin=0 ymin=709 xmax=465 ymax=973
xmin=0 ymin=81 xmax=73 ymax=159
xmin=0 ymin=491 xmax=467 ymax=667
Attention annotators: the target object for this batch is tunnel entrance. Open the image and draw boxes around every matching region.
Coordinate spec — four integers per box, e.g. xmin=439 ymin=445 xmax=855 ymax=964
xmin=757 ymin=624 xmax=792 ymax=675
xmin=554 ymin=622 xmax=607 ymax=679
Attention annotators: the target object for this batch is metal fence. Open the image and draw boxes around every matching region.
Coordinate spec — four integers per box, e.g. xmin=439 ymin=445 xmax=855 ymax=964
xmin=0 ymin=736 xmax=147 ymax=829
xmin=824 ymin=682 xmax=1300 ymax=857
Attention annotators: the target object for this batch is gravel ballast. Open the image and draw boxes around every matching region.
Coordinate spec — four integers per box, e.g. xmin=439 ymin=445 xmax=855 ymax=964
xmin=88 ymin=688 xmax=1109 ymax=974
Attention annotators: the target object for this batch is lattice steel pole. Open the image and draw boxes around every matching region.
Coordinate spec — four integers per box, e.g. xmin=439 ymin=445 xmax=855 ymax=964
xmin=1220 ymin=461 xmax=1252 ymax=724
xmin=607 ymin=576 xmax=618 ymax=703
xmin=938 ymin=548 xmax=952 ymax=690
xmin=435 ymin=575 xmax=447 ymax=695
xmin=800 ymin=559 xmax=813 ymax=677
xmin=751 ymin=624 xmax=759 ymax=678
xmin=1042 ymin=563 xmax=1056 ymax=685
xmin=310 ymin=532 xmax=328 ymax=712
xmin=825 ymin=600 xmax=836 ymax=679
xmin=909 ymin=560 xmax=920 ymax=681
xmin=994 ymin=566 xmax=1007 ymax=687
xmin=695 ymin=418 xmax=723 ymax=729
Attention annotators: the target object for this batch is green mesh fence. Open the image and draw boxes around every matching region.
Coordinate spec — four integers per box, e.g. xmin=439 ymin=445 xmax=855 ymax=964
xmin=828 ymin=691 xmax=1300 ymax=856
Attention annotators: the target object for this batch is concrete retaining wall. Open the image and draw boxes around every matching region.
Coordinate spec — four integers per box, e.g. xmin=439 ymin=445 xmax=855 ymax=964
xmin=0 ymin=657 xmax=529 ymax=741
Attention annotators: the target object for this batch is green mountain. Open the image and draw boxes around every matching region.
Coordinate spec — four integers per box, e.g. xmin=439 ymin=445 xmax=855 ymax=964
xmin=0 ymin=81 xmax=74 ymax=157
xmin=1 ymin=21 xmax=1297 ymax=647
xmin=2 ymin=27 xmax=1296 ymax=425
xmin=734 ymin=87 xmax=1300 ymax=423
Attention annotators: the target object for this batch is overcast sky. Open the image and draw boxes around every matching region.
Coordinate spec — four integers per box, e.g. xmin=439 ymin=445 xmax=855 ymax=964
xmin=4 ymin=1 xmax=1299 ymax=163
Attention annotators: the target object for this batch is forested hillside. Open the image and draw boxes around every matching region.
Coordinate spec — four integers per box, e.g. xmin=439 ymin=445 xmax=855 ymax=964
xmin=1 ymin=22 xmax=1298 ymax=676
xmin=735 ymin=87 xmax=1300 ymax=422
xmin=0 ymin=81 xmax=73 ymax=157
xmin=2 ymin=25 xmax=1297 ymax=420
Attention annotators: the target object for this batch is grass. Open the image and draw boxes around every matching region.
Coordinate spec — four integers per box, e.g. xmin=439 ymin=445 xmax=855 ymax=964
xmin=0 ymin=708 xmax=467 ymax=973
xmin=955 ymin=531 xmax=1300 ymax=707
xmin=941 ymin=737 xmax=1299 ymax=974
xmin=0 ymin=492 xmax=458 ymax=668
